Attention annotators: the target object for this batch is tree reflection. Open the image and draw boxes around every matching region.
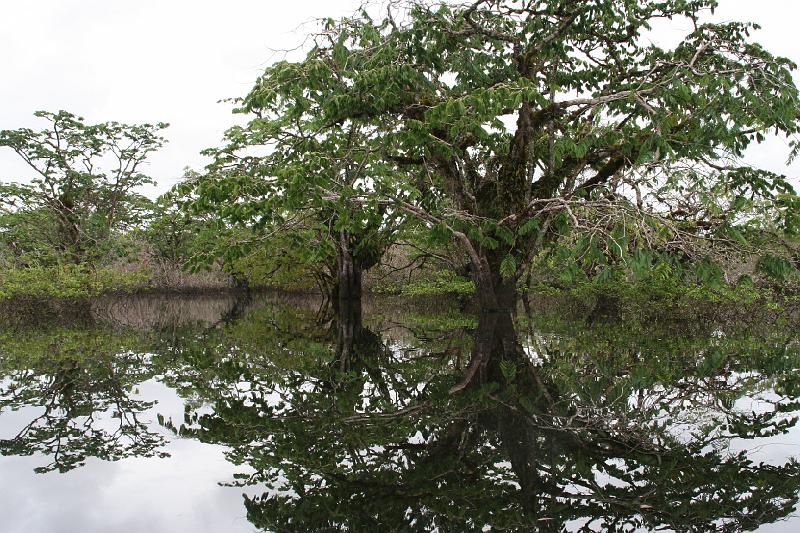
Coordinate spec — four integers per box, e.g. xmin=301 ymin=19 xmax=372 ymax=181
xmin=2 ymin=294 xmax=799 ymax=531
xmin=0 ymin=291 xmax=271 ymax=474
xmin=163 ymin=306 xmax=800 ymax=532
xmin=0 ymin=325 xmax=165 ymax=473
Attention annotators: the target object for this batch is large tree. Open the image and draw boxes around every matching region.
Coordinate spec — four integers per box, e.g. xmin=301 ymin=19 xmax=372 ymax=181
xmin=0 ymin=111 xmax=167 ymax=264
xmin=196 ymin=0 xmax=800 ymax=310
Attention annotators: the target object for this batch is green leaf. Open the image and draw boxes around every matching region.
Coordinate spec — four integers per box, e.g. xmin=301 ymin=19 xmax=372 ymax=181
xmin=518 ymin=218 xmax=540 ymax=237
xmin=499 ymin=254 xmax=517 ymax=280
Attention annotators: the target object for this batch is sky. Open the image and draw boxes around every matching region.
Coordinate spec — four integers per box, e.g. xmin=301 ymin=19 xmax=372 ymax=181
xmin=1 ymin=0 xmax=799 ymax=198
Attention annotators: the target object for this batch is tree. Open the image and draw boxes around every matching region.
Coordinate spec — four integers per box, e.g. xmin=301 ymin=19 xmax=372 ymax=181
xmin=0 ymin=111 xmax=167 ymax=264
xmin=193 ymin=0 xmax=800 ymax=311
xmin=185 ymin=113 xmax=407 ymax=303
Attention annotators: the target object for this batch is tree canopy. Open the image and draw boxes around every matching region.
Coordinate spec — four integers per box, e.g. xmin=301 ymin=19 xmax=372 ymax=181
xmin=0 ymin=111 xmax=167 ymax=264
xmin=189 ymin=0 xmax=800 ymax=308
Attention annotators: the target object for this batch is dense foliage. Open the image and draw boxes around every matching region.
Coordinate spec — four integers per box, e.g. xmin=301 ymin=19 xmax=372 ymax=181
xmin=4 ymin=5 xmax=800 ymax=531
xmin=0 ymin=111 xmax=166 ymax=265
xmin=184 ymin=0 xmax=800 ymax=309
xmin=2 ymin=1 xmax=800 ymax=304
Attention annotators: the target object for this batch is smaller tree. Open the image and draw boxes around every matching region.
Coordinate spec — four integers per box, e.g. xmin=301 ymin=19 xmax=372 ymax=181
xmin=0 ymin=111 xmax=167 ymax=264
xmin=184 ymin=51 xmax=412 ymax=304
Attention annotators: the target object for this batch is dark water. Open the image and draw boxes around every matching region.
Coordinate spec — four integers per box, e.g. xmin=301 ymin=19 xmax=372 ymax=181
xmin=1 ymin=292 xmax=800 ymax=532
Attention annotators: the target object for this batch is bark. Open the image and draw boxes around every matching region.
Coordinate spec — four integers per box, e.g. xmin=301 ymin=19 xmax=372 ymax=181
xmin=334 ymin=232 xmax=363 ymax=308
xmin=450 ymin=305 xmax=521 ymax=393
xmin=469 ymin=243 xmax=520 ymax=313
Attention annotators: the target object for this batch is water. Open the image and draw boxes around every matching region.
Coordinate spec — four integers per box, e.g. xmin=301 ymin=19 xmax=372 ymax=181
xmin=1 ymin=292 xmax=799 ymax=532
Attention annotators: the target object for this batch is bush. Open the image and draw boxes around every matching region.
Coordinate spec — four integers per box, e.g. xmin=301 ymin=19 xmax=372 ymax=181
xmin=0 ymin=265 xmax=151 ymax=300
xmin=374 ymin=270 xmax=475 ymax=297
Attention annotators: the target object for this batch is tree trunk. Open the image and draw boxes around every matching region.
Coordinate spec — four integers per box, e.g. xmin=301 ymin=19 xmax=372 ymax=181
xmin=56 ymin=194 xmax=85 ymax=263
xmin=450 ymin=304 xmax=521 ymax=393
xmin=469 ymin=244 xmax=519 ymax=313
xmin=334 ymin=231 xmax=363 ymax=308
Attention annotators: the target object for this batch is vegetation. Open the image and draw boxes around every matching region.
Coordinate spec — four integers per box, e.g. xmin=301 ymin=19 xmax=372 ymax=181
xmin=0 ymin=111 xmax=166 ymax=265
xmin=1 ymin=1 xmax=800 ymax=308
xmin=182 ymin=0 xmax=800 ymax=314
xmin=0 ymin=264 xmax=150 ymax=301
xmin=4 ymin=4 xmax=800 ymax=532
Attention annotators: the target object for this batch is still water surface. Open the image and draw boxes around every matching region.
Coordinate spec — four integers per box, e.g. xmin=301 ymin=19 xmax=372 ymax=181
xmin=1 ymin=292 xmax=799 ymax=532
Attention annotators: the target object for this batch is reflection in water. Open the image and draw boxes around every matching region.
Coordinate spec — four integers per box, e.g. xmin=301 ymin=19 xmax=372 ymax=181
xmin=156 ymin=301 xmax=800 ymax=532
xmin=0 ymin=328 xmax=165 ymax=473
xmin=1 ymin=293 xmax=800 ymax=532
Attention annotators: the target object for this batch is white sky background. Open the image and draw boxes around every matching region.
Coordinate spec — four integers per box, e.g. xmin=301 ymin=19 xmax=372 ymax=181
xmin=1 ymin=0 xmax=799 ymax=198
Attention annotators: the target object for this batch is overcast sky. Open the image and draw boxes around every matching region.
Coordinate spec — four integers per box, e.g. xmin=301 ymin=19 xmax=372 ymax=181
xmin=1 ymin=1 xmax=799 ymax=198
